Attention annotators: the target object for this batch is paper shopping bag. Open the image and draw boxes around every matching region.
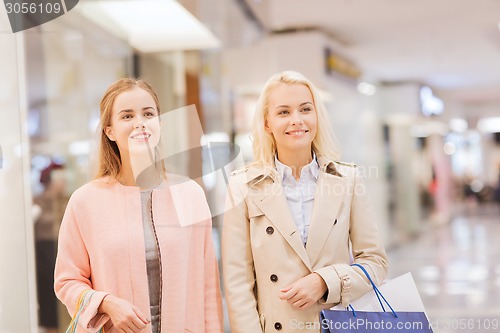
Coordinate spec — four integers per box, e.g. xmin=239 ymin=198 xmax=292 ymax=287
xmin=321 ymin=264 xmax=434 ymax=333
xmin=333 ymin=272 xmax=427 ymax=312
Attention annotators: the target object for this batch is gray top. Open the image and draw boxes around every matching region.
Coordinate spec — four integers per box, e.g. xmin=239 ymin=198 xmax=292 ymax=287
xmin=141 ymin=190 xmax=160 ymax=333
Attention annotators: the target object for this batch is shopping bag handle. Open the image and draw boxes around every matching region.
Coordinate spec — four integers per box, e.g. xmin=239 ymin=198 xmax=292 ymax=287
xmin=66 ymin=290 xmax=104 ymax=333
xmin=351 ymin=263 xmax=398 ymax=318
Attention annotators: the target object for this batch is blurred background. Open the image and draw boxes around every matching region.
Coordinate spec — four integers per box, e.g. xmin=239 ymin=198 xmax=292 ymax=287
xmin=1 ymin=0 xmax=500 ymax=332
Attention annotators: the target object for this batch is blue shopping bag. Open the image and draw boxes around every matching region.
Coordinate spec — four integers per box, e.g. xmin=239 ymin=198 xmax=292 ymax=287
xmin=321 ymin=264 xmax=434 ymax=333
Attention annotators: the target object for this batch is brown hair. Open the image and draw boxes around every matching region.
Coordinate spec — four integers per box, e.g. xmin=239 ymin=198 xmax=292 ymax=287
xmin=95 ymin=78 xmax=165 ymax=179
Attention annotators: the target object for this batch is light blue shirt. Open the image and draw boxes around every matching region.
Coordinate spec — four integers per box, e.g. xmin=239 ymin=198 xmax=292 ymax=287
xmin=275 ymin=154 xmax=319 ymax=246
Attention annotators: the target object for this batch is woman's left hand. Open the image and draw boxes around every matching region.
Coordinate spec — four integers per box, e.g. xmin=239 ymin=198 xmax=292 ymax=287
xmin=279 ymin=273 xmax=327 ymax=310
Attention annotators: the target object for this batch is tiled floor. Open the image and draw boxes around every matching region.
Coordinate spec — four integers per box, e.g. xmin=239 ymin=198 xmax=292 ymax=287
xmin=221 ymin=202 xmax=500 ymax=332
xmin=387 ymin=202 xmax=500 ymax=333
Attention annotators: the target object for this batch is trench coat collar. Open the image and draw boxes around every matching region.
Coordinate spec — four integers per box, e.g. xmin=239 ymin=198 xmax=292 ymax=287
xmin=244 ymin=156 xmax=348 ymax=270
xmin=242 ymin=156 xmax=345 ymax=184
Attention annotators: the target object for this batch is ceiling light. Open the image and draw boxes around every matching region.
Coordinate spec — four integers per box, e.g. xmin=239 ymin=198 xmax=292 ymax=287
xmin=420 ymin=86 xmax=444 ymax=117
xmin=69 ymin=140 xmax=91 ymax=156
xmin=477 ymin=117 xmax=500 ymax=133
xmin=78 ymin=0 xmax=220 ymax=52
xmin=357 ymin=82 xmax=376 ymax=96
xmin=443 ymin=142 xmax=456 ymax=155
xmin=449 ymin=118 xmax=468 ymax=132
xmin=410 ymin=121 xmax=448 ymax=137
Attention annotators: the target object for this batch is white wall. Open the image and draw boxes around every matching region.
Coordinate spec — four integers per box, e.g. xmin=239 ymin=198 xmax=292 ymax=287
xmin=223 ymin=30 xmax=328 ymax=88
xmin=325 ymin=81 xmax=392 ymax=246
xmin=378 ymin=84 xmax=423 ymax=238
xmin=0 ymin=13 xmax=38 ymax=333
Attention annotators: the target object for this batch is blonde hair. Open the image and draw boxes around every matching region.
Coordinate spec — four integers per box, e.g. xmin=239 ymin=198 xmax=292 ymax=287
xmin=251 ymin=71 xmax=341 ymax=168
xmin=95 ymin=78 xmax=166 ymax=179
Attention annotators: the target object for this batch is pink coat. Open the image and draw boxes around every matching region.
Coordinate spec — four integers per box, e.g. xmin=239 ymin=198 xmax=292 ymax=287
xmin=54 ymin=176 xmax=223 ymax=333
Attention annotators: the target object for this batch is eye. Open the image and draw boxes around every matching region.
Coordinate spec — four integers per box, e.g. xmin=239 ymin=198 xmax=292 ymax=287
xmin=278 ymin=110 xmax=289 ymax=115
xmin=302 ymin=107 xmax=312 ymax=112
xmin=145 ymin=111 xmax=156 ymax=117
xmin=122 ymin=114 xmax=133 ymax=119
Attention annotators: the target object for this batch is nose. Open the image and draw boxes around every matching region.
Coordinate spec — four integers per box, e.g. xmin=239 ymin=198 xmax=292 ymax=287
xmin=134 ymin=120 xmax=146 ymax=130
xmin=290 ymin=111 xmax=304 ymax=125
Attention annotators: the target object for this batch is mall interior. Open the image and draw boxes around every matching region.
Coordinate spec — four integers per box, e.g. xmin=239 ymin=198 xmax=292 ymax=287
xmin=1 ymin=0 xmax=500 ymax=332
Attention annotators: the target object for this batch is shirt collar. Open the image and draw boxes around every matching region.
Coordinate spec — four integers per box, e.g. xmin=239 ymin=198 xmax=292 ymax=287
xmin=275 ymin=152 xmax=319 ymax=182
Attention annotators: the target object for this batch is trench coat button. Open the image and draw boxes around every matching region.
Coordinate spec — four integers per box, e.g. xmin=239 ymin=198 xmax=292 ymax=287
xmin=270 ymin=274 xmax=278 ymax=282
xmin=266 ymin=226 xmax=274 ymax=235
xmin=274 ymin=322 xmax=282 ymax=330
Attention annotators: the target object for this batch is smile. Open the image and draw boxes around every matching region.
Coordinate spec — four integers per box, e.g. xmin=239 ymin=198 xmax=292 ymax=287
xmin=130 ymin=132 xmax=151 ymax=140
xmin=285 ymin=130 xmax=309 ymax=136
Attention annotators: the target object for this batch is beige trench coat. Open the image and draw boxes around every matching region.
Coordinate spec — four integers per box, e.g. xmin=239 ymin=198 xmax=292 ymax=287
xmin=222 ymin=157 xmax=388 ymax=333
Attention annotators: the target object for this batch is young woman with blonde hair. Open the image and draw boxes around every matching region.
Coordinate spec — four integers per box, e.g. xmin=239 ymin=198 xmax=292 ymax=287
xmin=55 ymin=78 xmax=223 ymax=333
xmin=222 ymin=71 xmax=388 ymax=332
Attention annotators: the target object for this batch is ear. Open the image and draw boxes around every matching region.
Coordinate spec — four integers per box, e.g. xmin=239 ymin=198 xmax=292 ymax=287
xmin=105 ymin=126 xmax=116 ymax=141
xmin=264 ymin=120 xmax=271 ymax=133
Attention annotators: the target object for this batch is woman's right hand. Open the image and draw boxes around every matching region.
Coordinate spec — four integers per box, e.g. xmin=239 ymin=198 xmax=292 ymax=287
xmin=98 ymin=294 xmax=150 ymax=333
